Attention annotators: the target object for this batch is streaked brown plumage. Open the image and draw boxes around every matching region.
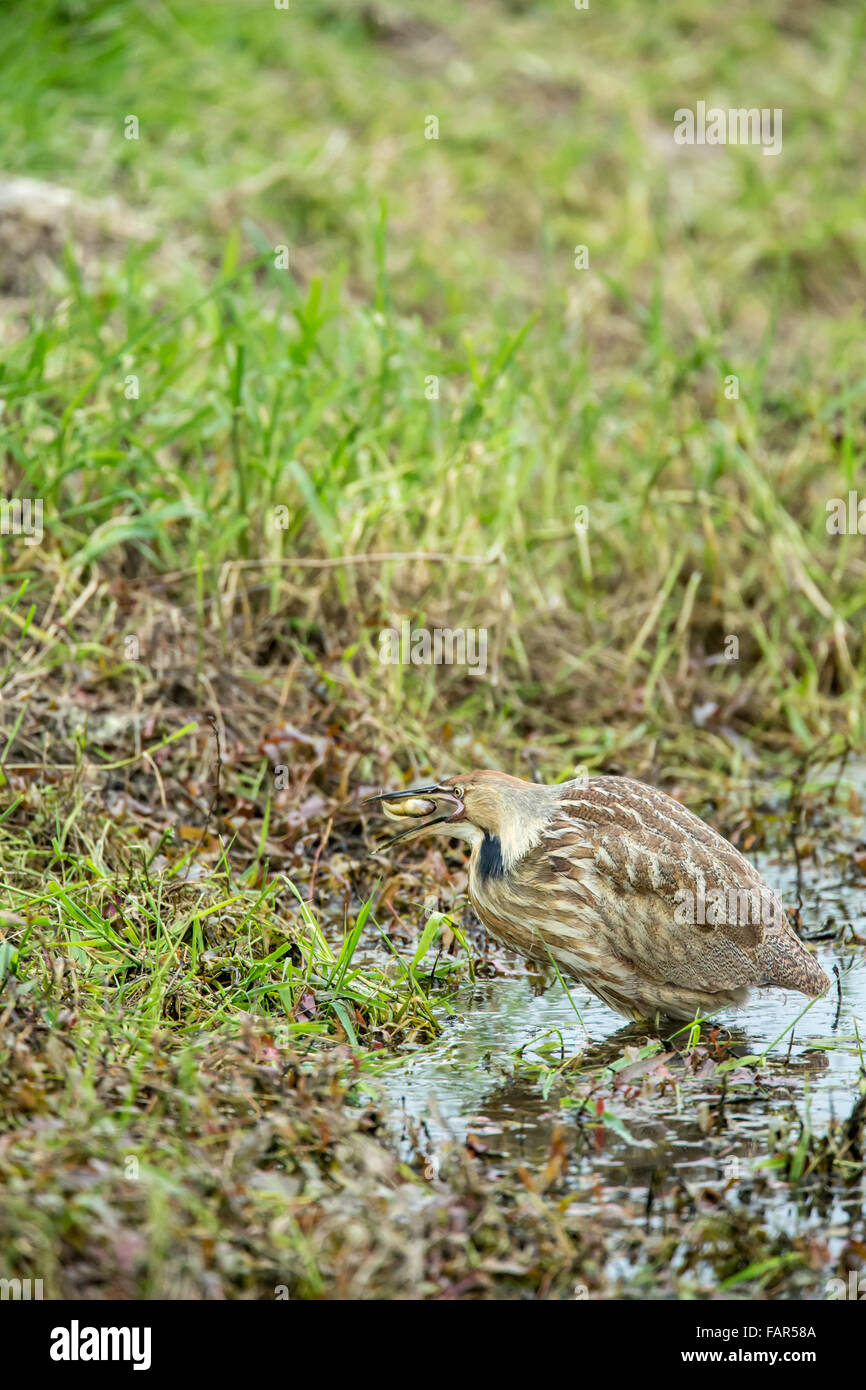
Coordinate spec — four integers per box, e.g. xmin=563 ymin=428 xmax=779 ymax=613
xmin=366 ymin=771 xmax=830 ymax=1023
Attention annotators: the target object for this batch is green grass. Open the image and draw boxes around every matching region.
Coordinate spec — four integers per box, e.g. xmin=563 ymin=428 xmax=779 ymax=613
xmin=0 ymin=773 xmax=456 ymax=1048
xmin=1 ymin=0 xmax=865 ymax=761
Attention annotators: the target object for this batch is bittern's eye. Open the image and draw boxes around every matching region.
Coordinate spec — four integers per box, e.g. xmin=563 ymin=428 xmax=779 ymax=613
xmin=452 ymin=785 xmax=465 ymax=799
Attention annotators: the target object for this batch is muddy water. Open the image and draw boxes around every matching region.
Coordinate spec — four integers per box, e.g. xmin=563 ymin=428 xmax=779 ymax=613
xmin=371 ymin=811 xmax=866 ymax=1233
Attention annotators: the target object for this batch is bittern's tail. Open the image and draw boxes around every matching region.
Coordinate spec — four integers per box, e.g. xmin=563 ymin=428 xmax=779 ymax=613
xmin=758 ymin=937 xmax=830 ymax=998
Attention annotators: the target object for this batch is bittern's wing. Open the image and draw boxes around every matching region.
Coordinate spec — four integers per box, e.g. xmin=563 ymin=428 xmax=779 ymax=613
xmin=540 ymin=778 xmax=822 ymax=996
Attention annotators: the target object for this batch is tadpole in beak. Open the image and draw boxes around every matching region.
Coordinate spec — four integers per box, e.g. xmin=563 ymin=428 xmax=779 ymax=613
xmin=363 ymin=783 xmax=465 ymax=848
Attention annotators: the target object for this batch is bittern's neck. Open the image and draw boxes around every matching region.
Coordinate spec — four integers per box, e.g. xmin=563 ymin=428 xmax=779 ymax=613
xmin=471 ymin=784 xmax=560 ymax=875
xmin=477 ymin=831 xmax=506 ymax=880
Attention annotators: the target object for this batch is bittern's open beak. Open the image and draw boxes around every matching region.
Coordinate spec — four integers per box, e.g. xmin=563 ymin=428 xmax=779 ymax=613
xmin=363 ymin=783 xmax=465 ymax=849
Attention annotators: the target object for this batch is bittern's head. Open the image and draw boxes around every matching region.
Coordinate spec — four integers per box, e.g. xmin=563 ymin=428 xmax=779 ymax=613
xmin=364 ymin=770 xmax=559 ymax=867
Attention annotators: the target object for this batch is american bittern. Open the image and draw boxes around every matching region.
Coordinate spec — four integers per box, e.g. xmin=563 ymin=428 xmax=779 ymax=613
xmin=365 ymin=771 xmax=829 ymax=1023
